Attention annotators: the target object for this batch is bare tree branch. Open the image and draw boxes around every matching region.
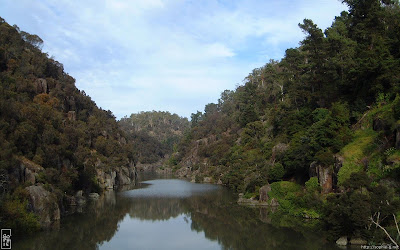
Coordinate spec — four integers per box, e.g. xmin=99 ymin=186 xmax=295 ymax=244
xmin=393 ymin=214 xmax=400 ymax=239
xmin=370 ymin=216 xmax=399 ymax=247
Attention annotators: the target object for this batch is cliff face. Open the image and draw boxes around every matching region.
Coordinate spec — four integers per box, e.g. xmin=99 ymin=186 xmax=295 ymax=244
xmin=0 ymin=18 xmax=138 ymax=231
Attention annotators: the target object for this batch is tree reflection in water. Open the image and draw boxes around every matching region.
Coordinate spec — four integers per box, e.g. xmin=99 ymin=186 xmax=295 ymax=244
xmin=14 ymin=178 xmax=341 ymax=250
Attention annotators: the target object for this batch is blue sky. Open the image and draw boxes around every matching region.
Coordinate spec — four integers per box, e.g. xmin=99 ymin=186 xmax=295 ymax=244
xmin=1 ymin=0 xmax=347 ymax=119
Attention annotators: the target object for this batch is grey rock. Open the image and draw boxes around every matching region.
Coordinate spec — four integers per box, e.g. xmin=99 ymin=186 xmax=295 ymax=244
xmin=350 ymin=238 xmax=367 ymax=245
xmin=336 ymin=236 xmax=348 ymax=246
xmin=67 ymin=111 xmax=76 ymax=121
xmin=259 ymin=184 xmax=271 ymax=202
xmin=88 ymin=193 xmax=100 ymax=200
xmin=36 ymin=78 xmax=48 ymax=94
xmin=25 ymin=185 xmax=60 ymax=228
xmin=75 ymin=190 xmax=86 ymax=205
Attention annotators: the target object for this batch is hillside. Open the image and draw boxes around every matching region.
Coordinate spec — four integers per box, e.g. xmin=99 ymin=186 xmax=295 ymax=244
xmin=0 ymin=18 xmax=138 ymax=233
xmin=172 ymin=0 xmax=400 ymax=243
xmin=119 ymin=111 xmax=189 ymax=164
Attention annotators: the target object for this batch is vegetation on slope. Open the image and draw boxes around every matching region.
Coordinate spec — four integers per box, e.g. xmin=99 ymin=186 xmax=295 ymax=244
xmin=172 ymin=0 xmax=400 ymax=243
xmin=0 ymin=17 xmax=137 ymax=233
xmin=119 ymin=111 xmax=189 ymax=164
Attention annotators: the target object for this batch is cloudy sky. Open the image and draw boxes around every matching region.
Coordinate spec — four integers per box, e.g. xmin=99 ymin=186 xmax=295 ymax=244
xmin=1 ymin=0 xmax=347 ymax=119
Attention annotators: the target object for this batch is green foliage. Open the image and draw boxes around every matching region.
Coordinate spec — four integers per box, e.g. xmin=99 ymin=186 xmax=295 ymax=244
xmin=269 ymin=181 xmax=302 ymax=200
xmin=170 ymin=1 xmax=400 ymax=241
xmin=315 ymin=149 xmax=334 ymax=166
xmin=0 ymin=188 xmax=41 ymax=234
xmin=0 ymin=18 xmax=148 ymax=233
xmin=338 ymin=129 xmax=377 ymax=185
xmin=393 ymin=94 xmax=400 ymax=120
xmin=305 ymin=177 xmax=320 ymax=193
xmin=268 ymin=163 xmax=285 ymax=181
xmin=119 ymin=111 xmax=189 ymax=164
xmin=324 ymin=173 xmax=400 ymax=241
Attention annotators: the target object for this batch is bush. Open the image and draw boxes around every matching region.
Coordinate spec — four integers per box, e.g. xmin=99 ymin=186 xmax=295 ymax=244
xmin=315 ymin=149 xmax=334 ymax=166
xmin=269 ymin=163 xmax=285 ymax=181
xmin=269 ymin=181 xmax=302 ymax=199
xmin=0 ymin=195 xmax=41 ymax=234
xmin=305 ymin=177 xmax=320 ymax=193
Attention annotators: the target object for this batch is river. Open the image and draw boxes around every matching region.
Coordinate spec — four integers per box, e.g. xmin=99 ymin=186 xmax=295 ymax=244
xmin=13 ymin=173 xmax=342 ymax=249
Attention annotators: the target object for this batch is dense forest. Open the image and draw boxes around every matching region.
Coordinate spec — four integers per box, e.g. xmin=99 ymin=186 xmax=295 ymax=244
xmin=171 ymin=0 xmax=400 ymax=243
xmin=0 ymin=17 xmax=138 ymax=233
xmin=2 ymin=0 xmax=400 ymax=245
xmin=119 ymin=111 xmax=189 ymax=164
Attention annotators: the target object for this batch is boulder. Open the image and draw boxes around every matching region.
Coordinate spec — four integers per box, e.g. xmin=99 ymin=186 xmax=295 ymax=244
xmin=25 ymin=185 xmax=60 ymax=228
xmin=88 ymin=193 xmax=100 ymax=200
xmin=217 ymin=179 xmax=223 ymax=185
xmin=259 ymin=184 xmax=271 ymax=202
xmin=350 ymin=238 xmax=367 ymax=245
xmin=336 ymin=236 xmax=348 ymax=246
xmin=75 ymin=190 xmax=86 ymax=206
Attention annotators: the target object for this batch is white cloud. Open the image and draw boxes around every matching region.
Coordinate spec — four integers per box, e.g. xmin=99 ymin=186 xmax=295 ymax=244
xmin=0 ymin=0 xmax=347 ymax=119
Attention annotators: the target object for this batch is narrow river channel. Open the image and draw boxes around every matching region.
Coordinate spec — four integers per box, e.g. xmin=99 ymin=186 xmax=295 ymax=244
xmin=14 ymin=173 xmax=342 ymax=249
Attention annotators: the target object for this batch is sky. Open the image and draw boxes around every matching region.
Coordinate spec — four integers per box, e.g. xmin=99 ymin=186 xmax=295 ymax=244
xmin=1 ymin=0 xmax=348 ymax=119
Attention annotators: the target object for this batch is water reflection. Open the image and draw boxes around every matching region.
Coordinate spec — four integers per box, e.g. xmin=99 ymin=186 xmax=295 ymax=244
xmin=14 ymin=176 xmax=342 ymax=250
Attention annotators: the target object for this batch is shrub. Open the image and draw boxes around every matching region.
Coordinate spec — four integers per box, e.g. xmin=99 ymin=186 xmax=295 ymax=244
xmin=0 ymin=190 xmax=41 ymax=234
xmin=269 ymin=163 xmax=285 ymax=181
xmin=305 ymin=177 xmax=320 ymax=193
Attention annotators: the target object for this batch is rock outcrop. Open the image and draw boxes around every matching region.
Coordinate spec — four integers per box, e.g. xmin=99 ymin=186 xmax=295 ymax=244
xmin=116 ymin=166 xmax=137 ymax=186
xmin=309 ymin=161 xmax=333 ymax=194
xmin=75 ymin=190 xmax=86 ymax=206
xmin=10 ymin=157 xmax=44 ymax=187
xmin=259 ymin=184 xmax=271 ymax=202
xmin=67 ymin=111 xmax=76 ymax=121
xmin=336 ymin=236 xmax=348 ymax=246
xmin=96 ymin=169 xmax=117 ymax=189
xmin=35 ymin=78 xmax=48 ymax=94
xmin=25 ymin=185 xmax=60 ymax=228
xmin=96 ymin=164 xmax=137 ymax=189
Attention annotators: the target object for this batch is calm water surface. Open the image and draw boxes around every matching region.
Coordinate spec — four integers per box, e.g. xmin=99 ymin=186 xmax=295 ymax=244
xmin=14 ymin=174 xmax=342 ymax=249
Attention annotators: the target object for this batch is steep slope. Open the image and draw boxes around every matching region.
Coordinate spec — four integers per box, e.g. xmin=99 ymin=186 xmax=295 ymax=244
xmin=0 ymin=18 xmax=137 ymax=232
xmin=119 ymin=111 xmax=189 ymax=165
xmin=172 ymin=0 xmax=400 ymax=243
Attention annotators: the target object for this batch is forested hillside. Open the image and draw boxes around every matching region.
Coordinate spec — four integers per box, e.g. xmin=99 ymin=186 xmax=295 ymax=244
xmin=0 ymin=18 xmax=137 ymax=233
xmin=172 ymin=0 xmax=400 ymax=243
xmin=119 ymin=111 xmax=189 ymax=164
